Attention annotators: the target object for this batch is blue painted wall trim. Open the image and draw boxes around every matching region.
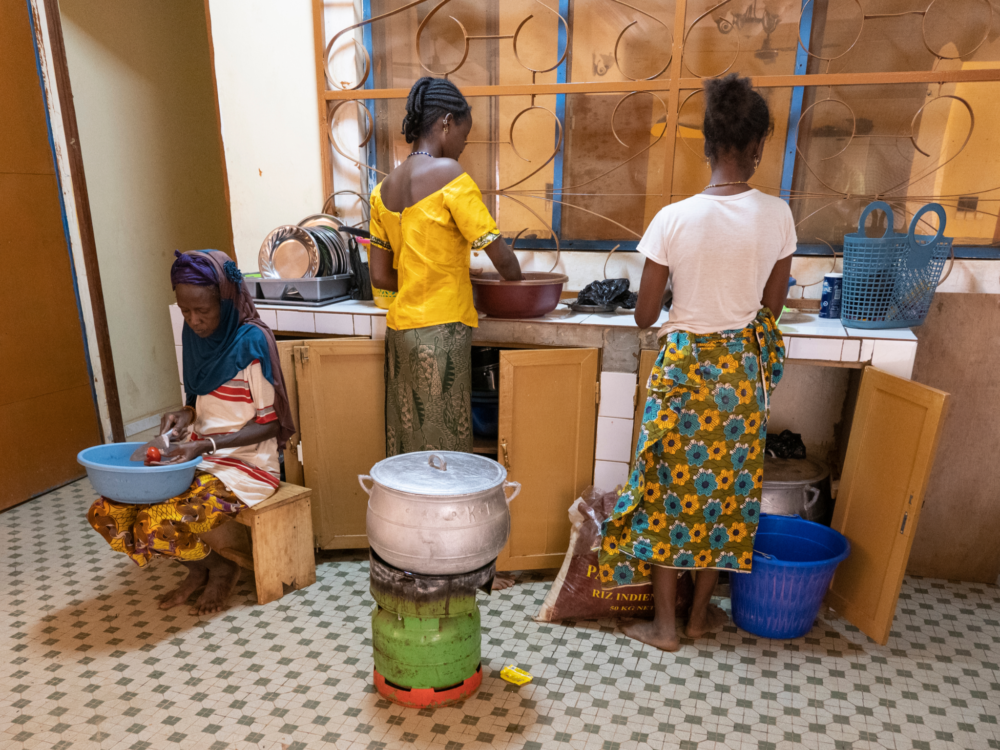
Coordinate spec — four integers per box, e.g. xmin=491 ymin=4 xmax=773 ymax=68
xmin=362 ymin=0 xmax=377 ymax=187
xmin=779 ymin=0 xmax=814 ymax=202
xmin=549 ymin=0 xmax=571 ymax=238
xmin=506 ymin=237 xmax=1000 ymax=259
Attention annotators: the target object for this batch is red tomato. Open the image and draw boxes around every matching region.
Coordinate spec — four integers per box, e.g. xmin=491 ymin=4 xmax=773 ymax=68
xmin=146 ymin=446 xmax=162 ymax=463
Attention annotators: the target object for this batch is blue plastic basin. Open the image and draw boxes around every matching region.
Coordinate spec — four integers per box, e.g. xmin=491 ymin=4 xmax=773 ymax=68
xmin=730 ymin=514 xmax=850 ymax=639
xmin=77 ymin=443 xmax=201 ymax=504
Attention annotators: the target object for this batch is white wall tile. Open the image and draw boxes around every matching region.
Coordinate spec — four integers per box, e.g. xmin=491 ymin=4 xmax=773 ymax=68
xmin=593 ymin=460 xmax=630 ymax=493
xmin=169 ymin=304 xmax=184 ymax=345
xmin=859 ymin=339 xmax=875 ymax=362
xmin=841 ymin=339 xmax=861 ymax=363
xmin=599 ymin=371 xmax=638 ymax=420
xmin=788 ymin=337 xmax=843 ymax=361
xmin=595 ymin=416 xmax=634 ymax=463
xmin=843 ymin=326 xmax=917 ymax=340
xmin=872 ymin=340 xmax=917 ymax=380
xmin=371 ymin=317 xmax=387 ymax=341
xmin=315 ymin=313 xmax=354 ymax=335
xmin=257 ymin=308 xmax=278 ymax=330
xmin=175 ymin=346 xmax=184 ymax=384
xmin=353 ymin=315 xmax=372 ymax=337
xmin=275 ymin=310 xmax=315 ymax=333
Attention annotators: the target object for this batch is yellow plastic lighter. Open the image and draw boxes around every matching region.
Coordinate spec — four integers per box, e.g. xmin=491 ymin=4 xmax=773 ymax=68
xmin=500 ymin=665 xmax=533 ymax=686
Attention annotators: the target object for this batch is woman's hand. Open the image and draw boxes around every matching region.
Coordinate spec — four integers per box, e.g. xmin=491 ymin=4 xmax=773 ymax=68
xmin=761 ymin=256 xmax=793 ymax=318
xmin=369 ymin=245 xmax=398 ymax=292
xmin=151 ymin=440 xmax=209 ymax=465
xmin=484 ymin=237 xmax=523 ymax=281
xmin=635 ymin=258 xmax=670 ymax=329
xmin=160 ymin=408 xmax=194 ymax=440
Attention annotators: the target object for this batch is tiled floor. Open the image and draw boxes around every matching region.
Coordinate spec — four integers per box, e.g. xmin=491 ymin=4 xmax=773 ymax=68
xmin=2 ymin=480 xmax=998 ymax=750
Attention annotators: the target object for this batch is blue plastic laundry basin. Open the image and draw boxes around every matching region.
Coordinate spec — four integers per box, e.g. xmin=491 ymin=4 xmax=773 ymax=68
xmin=730 ymin=514 xmax=850 ymax=639
xmin=77 ymin=443 xmax=201 ymax=504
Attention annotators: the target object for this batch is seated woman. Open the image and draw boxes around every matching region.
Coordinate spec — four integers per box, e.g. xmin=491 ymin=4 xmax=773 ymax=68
xmin=87 ymin=250 xmax=296 ymax=616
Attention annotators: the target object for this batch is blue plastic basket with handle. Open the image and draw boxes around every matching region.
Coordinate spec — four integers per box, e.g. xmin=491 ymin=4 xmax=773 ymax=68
xmin=841 ymin=201 xmax=951 ymax=329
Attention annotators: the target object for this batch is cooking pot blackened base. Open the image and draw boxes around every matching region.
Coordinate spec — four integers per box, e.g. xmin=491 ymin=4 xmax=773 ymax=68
xmin=369 ymin=550 xmax=496 ymax=610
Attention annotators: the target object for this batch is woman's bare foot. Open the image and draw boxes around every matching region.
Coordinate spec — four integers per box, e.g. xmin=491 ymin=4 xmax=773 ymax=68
xmin=621 ymin=620 xmax=681 ymax=652
xmin=685 ymin=602 xmax=728 ymax=639
xmin=492 ymin=575 xmax=516 ymax=591
xmin=158 ymin=565 xmax=208 ymax=610
xmin=190 ymin=553 xmax=240 ymax=616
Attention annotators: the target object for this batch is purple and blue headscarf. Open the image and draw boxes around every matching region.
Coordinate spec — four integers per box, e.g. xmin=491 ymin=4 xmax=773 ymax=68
xmin=171 ymin=250 xmax=296 ymax=446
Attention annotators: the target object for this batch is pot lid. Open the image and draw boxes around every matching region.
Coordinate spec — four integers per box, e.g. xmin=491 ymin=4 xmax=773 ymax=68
xmin=370 ymin=451 xmax=506 ymax=496
xmin=763 ymin=456 xmax=829 ymax=486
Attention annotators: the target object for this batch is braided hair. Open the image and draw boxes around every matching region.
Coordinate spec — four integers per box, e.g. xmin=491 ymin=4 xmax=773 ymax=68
xmin=401 ymin=77 xmax=472 ymax=144
xmin=703 ymin=73 xmax=773 ymax=165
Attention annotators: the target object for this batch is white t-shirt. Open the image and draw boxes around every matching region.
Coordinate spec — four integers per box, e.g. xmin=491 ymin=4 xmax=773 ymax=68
xmin=638 ymin=189 xmax=797 ymax=337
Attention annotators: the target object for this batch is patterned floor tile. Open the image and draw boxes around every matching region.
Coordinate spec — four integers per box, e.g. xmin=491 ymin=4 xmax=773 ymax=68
xmin=2 ymin=481 xmax=1000 ymax=749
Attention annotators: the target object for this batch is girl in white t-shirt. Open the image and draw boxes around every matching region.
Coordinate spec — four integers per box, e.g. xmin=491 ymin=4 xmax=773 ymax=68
xmin=598 ymin=74 xmax=792 ymax=651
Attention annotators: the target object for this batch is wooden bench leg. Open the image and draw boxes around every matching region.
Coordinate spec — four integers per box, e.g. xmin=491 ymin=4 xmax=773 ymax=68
xmin=247 ymin=496 xmax=316 ymax=605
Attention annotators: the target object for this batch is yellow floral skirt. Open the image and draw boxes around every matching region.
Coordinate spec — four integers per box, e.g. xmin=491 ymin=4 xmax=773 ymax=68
xmin=598 ymin=309 xmax=784 ymax=587
xmin=87 ymin=471 xmax=243 ymax=566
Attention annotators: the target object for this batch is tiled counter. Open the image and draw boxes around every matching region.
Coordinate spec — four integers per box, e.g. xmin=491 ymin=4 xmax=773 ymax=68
xmin=169 ymin=300 xmax=918 ymax=493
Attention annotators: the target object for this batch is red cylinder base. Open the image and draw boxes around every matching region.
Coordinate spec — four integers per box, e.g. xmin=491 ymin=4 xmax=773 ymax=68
xmin=374 ymin=665 xmax=483 ymax=709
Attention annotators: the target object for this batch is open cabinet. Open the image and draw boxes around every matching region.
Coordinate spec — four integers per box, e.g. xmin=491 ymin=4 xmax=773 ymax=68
xmin=281 ymin=337 xmax=598 ymax=562
xmin=286 ymin=338 xmax=385 ymax=549
xmin=494 ymin=348 xmax=600 ymax=572
xmin=828 ymin=367 xmax=949 ymax=645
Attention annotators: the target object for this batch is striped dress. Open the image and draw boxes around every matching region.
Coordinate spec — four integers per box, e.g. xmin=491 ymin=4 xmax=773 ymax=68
xmin=192 ymin=359 xmax=280 ymax=506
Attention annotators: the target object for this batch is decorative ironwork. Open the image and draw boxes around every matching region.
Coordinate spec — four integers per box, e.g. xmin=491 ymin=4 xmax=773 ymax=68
xmin=313 ymin=0 xmax=1000 ymax=253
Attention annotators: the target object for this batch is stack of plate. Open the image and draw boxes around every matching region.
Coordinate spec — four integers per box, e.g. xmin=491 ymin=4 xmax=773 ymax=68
xmin=259 ymin=214 xmax=351 ymax=279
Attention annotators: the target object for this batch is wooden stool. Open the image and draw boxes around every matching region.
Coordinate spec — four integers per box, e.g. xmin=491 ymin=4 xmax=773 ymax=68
xmin=204 ymin=482 xmax=316 ymax=605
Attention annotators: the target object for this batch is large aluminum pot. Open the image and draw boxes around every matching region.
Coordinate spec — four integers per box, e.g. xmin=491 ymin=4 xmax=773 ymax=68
xmin=361 ymin=451 xmax=520 ymax=576
xmin=761 ymin=456 xmax=831 ymax=525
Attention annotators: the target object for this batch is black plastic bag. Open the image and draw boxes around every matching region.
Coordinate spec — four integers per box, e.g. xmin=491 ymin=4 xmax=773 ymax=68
xmin=765 ymin=429 xmax=807 ymax=459
xmin=349 ymin=237 xmax=373 ymax=301
xmin=578 ymin=278 xmax=630 ymax=307
xmin=620 ymin=291 xmax=639 ymax=310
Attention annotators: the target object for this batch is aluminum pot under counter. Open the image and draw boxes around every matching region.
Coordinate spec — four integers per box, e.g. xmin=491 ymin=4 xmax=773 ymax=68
xmin=761 ymin=456 xmax=833 ymax=525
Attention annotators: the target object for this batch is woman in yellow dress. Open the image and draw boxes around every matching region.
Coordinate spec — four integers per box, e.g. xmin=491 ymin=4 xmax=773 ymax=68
xmin=369 ymin=77 xmax=522 ymax=456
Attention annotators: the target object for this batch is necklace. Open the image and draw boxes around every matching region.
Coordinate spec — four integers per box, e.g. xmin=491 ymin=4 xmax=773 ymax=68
xmin=408 ymin=151 xmax=433 ymax=158
xmin=704 ymin=180 xmax=749 ymax=190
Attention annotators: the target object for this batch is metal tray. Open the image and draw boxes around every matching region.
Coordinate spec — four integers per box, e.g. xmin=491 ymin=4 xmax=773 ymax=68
xmin=247 ymin=274 xmax=352 ymax=302
xmin=256 ymin=294 xmax=352 ymax=308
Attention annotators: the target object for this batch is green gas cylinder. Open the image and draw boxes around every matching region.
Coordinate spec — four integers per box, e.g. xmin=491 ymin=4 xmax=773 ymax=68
xmin=369 ymin=551 xmax=494 ymax=699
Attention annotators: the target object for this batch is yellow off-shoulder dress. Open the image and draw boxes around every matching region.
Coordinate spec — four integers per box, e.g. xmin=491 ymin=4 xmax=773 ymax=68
xmin=368 ymin=172 xmax=501 ymax=456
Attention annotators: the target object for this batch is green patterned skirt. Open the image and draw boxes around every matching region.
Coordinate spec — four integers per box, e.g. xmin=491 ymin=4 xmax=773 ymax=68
xmin=385 ymin=322 xmax=473 ymax=457
xmin=598 ymin=309 xmax=785 ymax=587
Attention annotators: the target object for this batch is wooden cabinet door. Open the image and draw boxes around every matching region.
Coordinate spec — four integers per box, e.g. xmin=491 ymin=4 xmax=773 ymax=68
xmin=496 ymin=348 xmax=599 ymax=571
xmin=277 ymin=340 xmax=308 ymax=487
xmin=828 ymin=367 xmax=949 ymax=645
xmin=631 ymin=349 xmax=658 ymax=461
xmin=1 ymin=1 xmax=102 ymax=509
xmin=294 ymin=339 xmax=385 ymax=549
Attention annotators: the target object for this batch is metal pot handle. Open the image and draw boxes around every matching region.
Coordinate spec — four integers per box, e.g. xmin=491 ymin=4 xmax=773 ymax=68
xmin=803 ymin=485 xmax=821 ymax=512
xmin=428 ymin=454 xmax=448 ymax=472
xmin=358 ymin=475 xmax=375 ymax=496
xmin=503 ymin=481 xmax=521 ymax=504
